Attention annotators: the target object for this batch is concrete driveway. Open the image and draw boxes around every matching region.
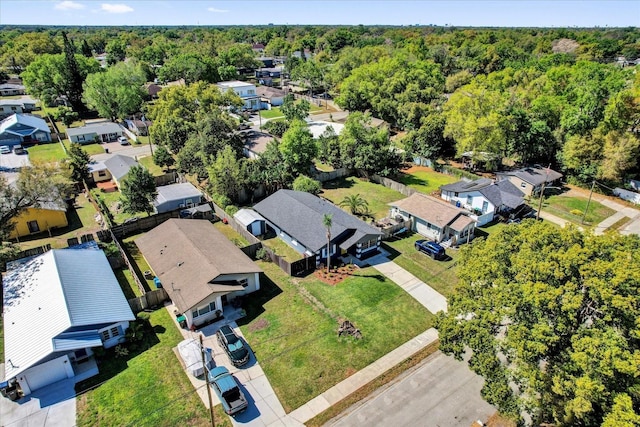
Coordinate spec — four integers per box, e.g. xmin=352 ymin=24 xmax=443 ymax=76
xmin=327 ymin=351 xmax=495 ymax=427
xmin=0 ymin=151 xmax=31 ymax=171
xmin=91 ymin=143 xmax=156 ymax=162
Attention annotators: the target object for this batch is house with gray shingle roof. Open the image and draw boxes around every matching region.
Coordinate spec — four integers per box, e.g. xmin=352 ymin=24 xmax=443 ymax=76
xmin=66 ymin=122 xmax=123 ymax=144
xmin=101 ymin=154 xmax=139 ymax=188
xmin=440 ymin=178 xmax=525 ymax=226
xmin=389 ymin=193 xmax=476 ymax=245
xmin=496 ymin=166 xmax=563 ymax=196
xmin=253 ymin=190 xmax=383 ymax=263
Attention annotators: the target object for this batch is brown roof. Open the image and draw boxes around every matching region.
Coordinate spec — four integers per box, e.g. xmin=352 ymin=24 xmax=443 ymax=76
xmin=448 ymin=214 xmax=475 ymax=231
xmin=256 ymin=86 xmax=286 ymax=99
xmin=390 ymin=193 xmax=472 ymax=228
xmin=135 ymin=219 xmax=262 ymax=313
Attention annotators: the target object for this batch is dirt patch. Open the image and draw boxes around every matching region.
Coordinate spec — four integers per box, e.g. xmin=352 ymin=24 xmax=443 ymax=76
xmin=248 ymin=318 xmax=270 ymax=332
xmin=401 ymin=164 xmax=437 ymax=174
xmin=313 ymin=264 xmax=359 ymax=286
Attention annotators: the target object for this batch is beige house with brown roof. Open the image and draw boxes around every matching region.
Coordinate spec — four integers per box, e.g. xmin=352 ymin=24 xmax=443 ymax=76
xmin=389 ymin=193 xmax=476 ymax=245
xmin=135 ymin=219 xmax=262 ymax=328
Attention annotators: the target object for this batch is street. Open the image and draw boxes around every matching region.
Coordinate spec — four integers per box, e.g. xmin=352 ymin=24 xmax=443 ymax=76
xmin=328 ymin=351 xmax=495 ymax=427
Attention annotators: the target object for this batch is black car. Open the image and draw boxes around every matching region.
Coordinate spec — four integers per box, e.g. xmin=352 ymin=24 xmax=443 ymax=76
xmin=414 ymin=239 xmax=446 ymax=260
xmin=216 ymin=325 xmax=250 ymax=367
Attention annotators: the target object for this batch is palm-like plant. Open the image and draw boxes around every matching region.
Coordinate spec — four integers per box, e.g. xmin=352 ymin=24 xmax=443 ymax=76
xmin=323 ymin=214 xmax=332 ymax=274
xmin=339 ymin=194 xmax=369 ymax=216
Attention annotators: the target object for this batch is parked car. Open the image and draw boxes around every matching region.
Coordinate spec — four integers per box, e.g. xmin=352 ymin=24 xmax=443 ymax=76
xmin=118 ymin=136 xmax=129 ymax=145
xmin=13 ymin=145 xmax=26 ymax=155
xmin=0 ymin=145 xmax=11 ymax=154
xmin=216 ymin=324 xmax=250 ymax=367
xmin=414 ymin=240 xmax=446 ymax=260
xmin=208 ymin=366 xmax=248 ymax=416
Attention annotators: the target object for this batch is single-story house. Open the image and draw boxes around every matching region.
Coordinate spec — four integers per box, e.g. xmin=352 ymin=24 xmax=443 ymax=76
xmin=257 ymin=86 xmax=286 ymax=108
xmin=135 ymin=219 xmax=263 ymax=328
xmin=496 ymin=166 xmax=563 ymax=196
xmin=257 ymin=56 xmax=273 ymax=67
xmin=307 ymin=120 xmax=344 ymax=139
xmin=153 ymin=182 xmax=204 ymax=214
xmin=0 ymin=83 xmax=26 ymax=96
xmin=258 ymin=76 xmax=274 ymax=86
xmin=146 ymin=83 xmax=162 ymax=99
xmin=389 ymin=193 xmax=476 ymax=245
xmin=234 ymin=209 xmax=267 ymax=236
xmin=255 ymin=67 xmax=282 ymax=78
xmin=87 ymin=154 xmax=139 ymax=188
xmin=241 ymin=130 xmax=273 ymax=159
xmin=252 ymin=44 xmax=265 ymax=54
xmin=10 ymin=199 xmax=68 ymax=239
xmin=66 ymin=122 xmax=124 ymax=144
xmin=440 ymin=178 xmax=525 ymax=226
xmin=3 ymin=248 xmax=135 ymax=395
xmin=124 ymin=118 xmax=152 ymax=136
xmin=0 ymin=98 xmax=37 ymax=116
xmin=217 ymin=80 xmax=261 ymax=111
xmin=253 ymin=189 xmax=383 ymax=262
xmin=0 ymin=113 xmax=51 ymax=145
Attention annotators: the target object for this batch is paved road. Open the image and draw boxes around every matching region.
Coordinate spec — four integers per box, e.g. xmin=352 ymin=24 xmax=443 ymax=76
xmin=328 ymin=351 xmax=495 ymax=427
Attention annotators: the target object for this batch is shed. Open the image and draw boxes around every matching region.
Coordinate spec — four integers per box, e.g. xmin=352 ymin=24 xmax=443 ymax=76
xmin=234 ymin=209 xmax=266 ymax=236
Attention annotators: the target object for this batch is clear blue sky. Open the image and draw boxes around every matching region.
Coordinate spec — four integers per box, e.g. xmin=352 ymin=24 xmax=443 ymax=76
xmin=1 ymin=1 xmax=638 ymax=27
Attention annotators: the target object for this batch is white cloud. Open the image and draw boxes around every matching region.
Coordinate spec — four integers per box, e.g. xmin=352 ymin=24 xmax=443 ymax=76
xmin=55 ymin=1 xmax=85 ymax=10
xmin=101 ymin=3 xmax=134 ymax=13
xmin=207 ymin=7 xmax=228 ymax=13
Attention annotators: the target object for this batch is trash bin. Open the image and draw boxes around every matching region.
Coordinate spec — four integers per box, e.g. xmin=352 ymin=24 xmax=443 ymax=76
xmin=104 ymin=147 xmax=109 ymax=153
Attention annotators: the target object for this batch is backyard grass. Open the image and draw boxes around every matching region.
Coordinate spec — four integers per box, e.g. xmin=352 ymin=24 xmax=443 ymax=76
xmin=539 ymin=195 xmax=615 ymax=227
xmin=27 ymin=141 xmax=67 ymax=163
xmin=123 ymin=233 xmax=156 ymax=292
xmin=138 ymin=155 xmax=167 ymax=176
xmin=76 ymin=308 xmax=211 ymax=427
xmin=397 ymin=167 xmax=458 ymax=196
xmin=321 ymin=176 xmax=405 ymax=219
xmin=239 ymin=261 xmax=434 ymax=412
xmin=314 ymin=161 xmax=334 ymax=172
xmin=383 ymin=233 xmax=460 ymax=298
xmin=213 ymin=221 xmax=250 ymax=247
xmin=16 ymin=193 xmax=101 ymax=250
xmin=260 ymin=235 xmax=303 ymax=262
xmin=91 ymin=189 xmax=140 ymax=225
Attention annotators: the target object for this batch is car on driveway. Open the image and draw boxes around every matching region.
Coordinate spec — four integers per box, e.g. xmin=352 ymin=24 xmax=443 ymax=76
xmin=415 ymin=239 xmax=446 ymax=260
xmin=0 ymin=145 xmax=11 ymax=154
xmin=118 ymin=136 xmax=129 ymax=145
xmin=13 ymin=145 xmax=26 ymax=155
xmin=216 ymin=325 xmax=250 ymax=367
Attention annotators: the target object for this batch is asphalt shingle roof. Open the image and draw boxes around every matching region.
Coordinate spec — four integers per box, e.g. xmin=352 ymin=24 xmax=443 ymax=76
xmin=497 ymin=166 xmax=563 ymax=187
xmin=103 ymin=154 xmax=138 ymax=182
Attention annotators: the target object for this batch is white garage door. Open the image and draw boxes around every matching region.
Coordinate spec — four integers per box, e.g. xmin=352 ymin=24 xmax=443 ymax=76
xmin=415 ymin=220 xmax=432 ymax=238
xmin=23 ymin=355 xmax=71 ymax=391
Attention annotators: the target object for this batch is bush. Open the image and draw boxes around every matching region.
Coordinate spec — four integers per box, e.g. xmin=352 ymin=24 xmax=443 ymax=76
xmin=256 ymin=247 xmax=271 ymax=262
xmin=293 ymin=175 xmax=322 ymax=195
xmin=211 ymin=193 xmax=231 ymax=209
xmin=225 ymin=205 xmax=239 ymax=216
xmin=99 ymin=242 xmax=120 ymax=258
xmin=570 ymin=209 xmax=583 ymax=216
xmin=263 ymin=120 xmax=289 ymax=137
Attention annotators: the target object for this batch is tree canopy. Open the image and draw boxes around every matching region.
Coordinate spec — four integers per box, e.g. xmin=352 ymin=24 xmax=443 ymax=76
xmin=436 ymin=221 xmax=640 ymax=426
xmin=120 ymin=166 xmax=157 ymax=216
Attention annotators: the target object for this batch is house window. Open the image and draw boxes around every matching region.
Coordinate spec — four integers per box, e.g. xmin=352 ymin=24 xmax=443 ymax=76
xmin=359 ymin=239 xmax=377 ymax=249
xmin=482 ymin=201 xmax=489 ymax=213
xmin=192 ymin=301 xmax=217 ymax=318
xmin=239 ymin=278 xmax=248 ymax=288
xmin=110 ymin=327 xmax=120 ymax=337
xmin=27 ymin=220 xmax=40 ymax=233
xmin=466 ymin=195 xmax=472 ymax=205
xmin=11 ymin=106 xmax=17 ymax=111
xmin=521 ymin=182 xmax=526 ymax=188
xmin=101 ymin=330 xmax=110 ymax=341
xmin=454 ymin=192 xmax=458 ymax=197
xmin=248 ymin=89 xmax=255 ymax=95
xmin=101 ymin=326 xmax=121 ymax=341
xmin=98 ymin=170 xmax=107 ymax=177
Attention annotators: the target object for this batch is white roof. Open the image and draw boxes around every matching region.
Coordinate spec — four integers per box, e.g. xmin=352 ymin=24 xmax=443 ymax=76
xmin=217 ymin=80 xmax=255 ymax=89
xmin=234 ymin=208 xmax=265 ymax=227
xmin=177 ymin=339 xmax=213 ymax=377
xmin=3 ymin=249 xmax=135 ymax=380
xmin=307 ymin=121 xmax=344 ymax=139
xmin=88 ymin=160 xmax=107 ymax=173
xmin=0 ymin=113 xmax=50 ymax=134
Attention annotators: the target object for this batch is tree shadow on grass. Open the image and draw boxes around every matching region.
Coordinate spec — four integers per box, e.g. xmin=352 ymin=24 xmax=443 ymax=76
xmin=395 ymin=172 xmax=428 ymax=188
xmin=321 ymin=177 xmax=356 ymax=191
xmin=236 ymin=272 xmax=283 ymax=327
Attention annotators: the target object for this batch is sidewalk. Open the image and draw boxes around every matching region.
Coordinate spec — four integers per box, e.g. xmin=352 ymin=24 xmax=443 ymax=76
xmin=288 ymin=328 xmax=439 ymax=424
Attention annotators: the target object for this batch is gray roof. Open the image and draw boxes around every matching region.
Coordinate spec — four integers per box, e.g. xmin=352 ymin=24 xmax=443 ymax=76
xmin=253 ymin=190 xmax=382 ymax=253
xmin=66 ymin=122 xmax=123 ymax=138
xmin=3 ymin=249 xmax=134 ymax=379
xmin=256 ymin=86 xmax=286 ymax=99
xmin=478 ymin=180 xmax=524 ymax=210
xmin=154 ymin=183 xmax=202 ymax=207
xmin=0 ymin=113 xmax=49 ymax=134
xmin=440 ymin=178 xmax=494 ymax=193
xmin=497 ymin=166 xmax=563 ymax=187
xmin=0 ymin=83 xmax=25 ymax=90
xmin=103 ymin=154 xmax=138 ymax=181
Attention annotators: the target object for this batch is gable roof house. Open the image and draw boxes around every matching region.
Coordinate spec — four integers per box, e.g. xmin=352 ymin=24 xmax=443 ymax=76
xmin=0 ymin=113 xmax=51 ymax=145
xmin=496 ymin=166 xmax=563 ymax=196
xmin=440 ymin=178 xmax=525 ymax=226
xmin=66 ymin=122 xmax=123 ymax=144
xmin=0 ymin=83 xmax=26 ymax=96
xmin=9 ymin=198 xmax=68 ymax=239
xmin=124 ymin=118 xmax=152 ymax=136
xmin=135 ymin=219 xmax=263 ymax=328
xmin=256 ymin=86 xmax=286 ymax=108
xmin=241 ymin=129 xmax=273 ymax=159
xmin=389 ymin=193 xmax=476 ymax=246
xmin=217 ymin=80 xmax=261 ymax=111
xmin=103 ymin=154 xmax=139 ymax=188
xmin=252 ymin=190 xmax=384 ymax=263
xmin=0 ymin=98 xmax=37 ymax=118
xmin=153 ymin=182 xmax=203 ymax=214
xmin=3 ymin=248 xmax=135 ymax=395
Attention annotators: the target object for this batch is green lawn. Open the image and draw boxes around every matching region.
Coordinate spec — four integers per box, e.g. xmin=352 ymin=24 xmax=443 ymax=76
xmin=213 ymin=221 xmax=250 ymax=247
xmin=240 ymin=261 xmax=434 ymax=412
xmin=138 ymin=155 xmax=166 ymax=176
xmin=314 ymin=161 xmax=334 ymax=172
xmin=260 ymin=107 xmax=284 ymax=119
xmin=539 ymin=195 xmax=615 ymax=227
xmin=397 ymin=169 xmax=458 ymax=196
xmin=261 ymin=236 xmax=303 ymax=262
xmin=123 ymin=234 xmax=156 ymax=292
xmin=76 ymin=309 xmax=211 ymax=427
xmin=91 ymin=189 xmax=141 ymax=225
xmin=27 ymin=142 xmax=67 ymax=163
xmin=321 ymin=176 xmax=405 ymax=219
xmin=73 ymin=142 xmax=106 ymax=156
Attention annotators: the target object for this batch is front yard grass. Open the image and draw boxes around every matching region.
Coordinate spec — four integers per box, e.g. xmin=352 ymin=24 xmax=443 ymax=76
xmin=321 ymin=176 xmax=405 ymax=219
xmin=397 ymin=167 xmax=458 ymax=196
xmin=138 ymin=155 xmax=166 ymax=176
xmin=260 ymin=107 xmax=283 ymax=119
xmin=27 ymin=141 xmax=67 ymax=163
xmin=539 ymin=195 xmax=615 ymax=227
xmin=71 ymin=141 xmax=106 ymax=156
xmin=76 ymin=308 xmax=211 ymax=427
xmin=240 ymin=261 xmax=434 ymax=412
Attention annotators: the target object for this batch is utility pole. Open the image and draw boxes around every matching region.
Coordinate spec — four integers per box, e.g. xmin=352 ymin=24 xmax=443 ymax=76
xmin=200 ymin=335 xmax=215 ymax=427
xmin=147 ymin=121 xmax=154 ymax=156
xmin=582 ymin=180 xmax=596 ymax=224
xmin=536 ymin=181 xmax=546 ymax=221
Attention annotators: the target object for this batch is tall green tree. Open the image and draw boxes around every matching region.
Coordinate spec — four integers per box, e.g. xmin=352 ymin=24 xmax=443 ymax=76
xmin=279 ymin=119 xmax=317 ymax=176
xmin=339 ymin=194 xmax=369 ymax=216
xmin=120 ymin=166 xmax=157 ymax=216
xmin=83 ymin=62 xmax=147 ymax=121
xmin=208 ymin=145 xmax=245 ymax=202
xmin=152 ymin=145 xmax=174 ymax=171
xmin=67 ymin=143 xmax=90 ymax=183
xmin=61 ymin=31 xmax=87 ymax=112
xmin=436 ymin=221 xmax=640 ymax=426
xmin=281 ymin=94 xmax=311 ymax=123
xmin=322 ymin=214 xmax=332 ymax=274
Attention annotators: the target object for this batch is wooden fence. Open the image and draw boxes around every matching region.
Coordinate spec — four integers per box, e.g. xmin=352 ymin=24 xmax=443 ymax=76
xmin=109 ymin=229 xmax=147 ymax=296
xmin=379 ymin=219 xmax=413 ymax=240
xmin=313 ymin=168 xmax=351 ymax=183
xmin=128 ymin=288 xmax=169 ymax=313
xmin=154 ymin=171 xmax=183 ymax=187
xmin=371 ymin=174 xmax=418 ymax=197
xmin=110 ymin=211 xmax=180 ymax=239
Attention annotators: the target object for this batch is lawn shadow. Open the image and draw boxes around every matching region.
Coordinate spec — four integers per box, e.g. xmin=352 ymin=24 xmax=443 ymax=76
xmin=121 ymin=241 xmax=152 ymax=292
xmin=380 ymin=241 xmax=403 ymax=261
xmin=236 ymin=272 xmax=283 ymax=327
xmin=396 ymin=172 xmax=427 ymax=188
xmin=321 ymin=177 xmax=356 ymax=191
xmin=113 ymin=268 xmax=138 ymax=300
xmin=351 ymin=273 xmax=386 ymax=282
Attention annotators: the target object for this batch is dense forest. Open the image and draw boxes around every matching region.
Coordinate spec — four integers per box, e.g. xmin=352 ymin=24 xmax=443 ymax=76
xmin=1 ymin=25 xmax=639 ymax=192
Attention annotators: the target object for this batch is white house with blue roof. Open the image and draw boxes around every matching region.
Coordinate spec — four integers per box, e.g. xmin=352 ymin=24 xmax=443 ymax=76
xmin=2 ymin=248 xmax=135 ymax=395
